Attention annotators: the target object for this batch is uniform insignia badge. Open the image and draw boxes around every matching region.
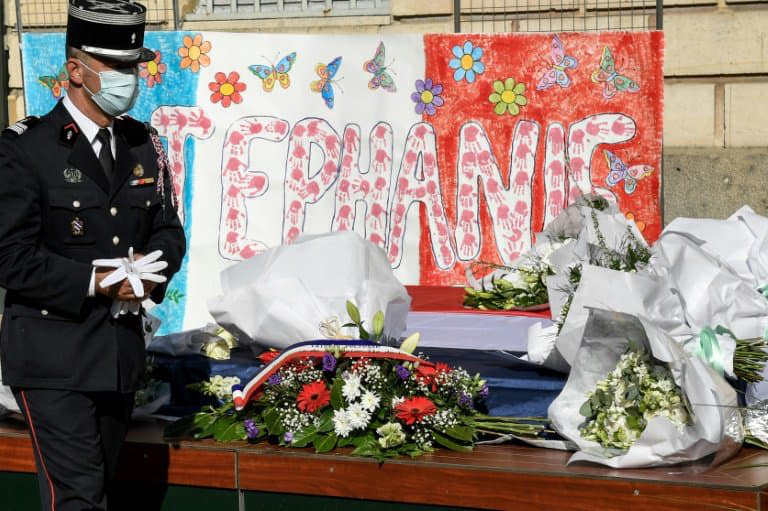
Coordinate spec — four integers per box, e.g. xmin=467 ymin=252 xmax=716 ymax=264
xmin=63 ymin=167 xmax=83 ymax=184
xmin=60 ymin=122 xmax=79 ymax=146
xmin=70 ymin=216 xmax=85 ymax=236
xmin=132 ymin=164 xmax=144 ymax=177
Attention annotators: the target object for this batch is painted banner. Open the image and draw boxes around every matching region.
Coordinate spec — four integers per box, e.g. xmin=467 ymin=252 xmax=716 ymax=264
xmin=21 ymin=31 xmax=664 ymax=334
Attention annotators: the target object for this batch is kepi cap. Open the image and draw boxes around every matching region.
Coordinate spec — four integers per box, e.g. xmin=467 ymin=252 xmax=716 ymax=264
xmin=66 ymin=0 xmax=155 ymax=63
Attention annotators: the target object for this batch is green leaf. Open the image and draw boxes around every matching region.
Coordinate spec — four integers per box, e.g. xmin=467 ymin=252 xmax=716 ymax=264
xmin=264 ymin=408 xmax=284 ymax=435
xmin=350 ymin=435 xmax=368 ymax=448
xmin=351 ymin=440 xmax=380 ymax=457
xmin=291 ymin=426 xmax=318 ymax=448
xmin=626 ymin=414 xmax=641 ymax=431
xmin=579 ymin=400 xmax=592 ymax=418
xmin=346 ymin=301 xmax=361 ymax=324
xmin=337 ymin=435 xmax=355 ymax=448
xmin=214 ymin=421 xmax=246 ymax=442
xmin=444 ymin=425 xmax=473 ymax=442
xmin=318 ymin=411 xmax=334 ymax=433
xmin=331 ymin=378 xmax=344 ymax=410
xmin=211 ymin=415 xmax=239 ymax=441
xmin=197 ymin=412 xmax=231 ymax=439
xmin=399 ymin=332 xmax=420 ymax=354
xmin=372 ymin=311 xmax=385 ymax=340
xmin=432 ymin=431 xmax=473 ymax=452
xmin=314 ymin=433 xmax=338 ymax=453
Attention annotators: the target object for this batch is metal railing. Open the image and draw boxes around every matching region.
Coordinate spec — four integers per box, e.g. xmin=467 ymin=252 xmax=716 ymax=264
xmin=455 ymin=0 xmax=663 ymax=33
xmin=187 ymin=0 xmax=390 ymax=20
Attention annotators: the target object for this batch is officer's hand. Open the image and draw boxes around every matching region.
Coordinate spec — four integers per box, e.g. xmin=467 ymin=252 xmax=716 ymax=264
xmin=95 ymin=270 xmax=138 ymax=301
xmin=132 ymin=253 xmax=159 ymax=299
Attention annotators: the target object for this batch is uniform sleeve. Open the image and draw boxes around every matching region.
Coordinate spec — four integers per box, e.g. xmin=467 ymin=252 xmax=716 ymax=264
xmin=144 ymin=148 xmax=186 ymax=304
xmin=0 ymin=137 xmax=93 ymax=316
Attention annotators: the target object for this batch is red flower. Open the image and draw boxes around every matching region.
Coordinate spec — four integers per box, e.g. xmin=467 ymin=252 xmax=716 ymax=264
xmin=257 ymin=350 xmax=280 ymax=364
xmin=296 ymin=381 xmax=331 ymax=413
xmin=395 ymin=396 xmax=437 ymax=425
xmin=415 ymin=364 xmax=440 ymax=391
xmin=416 ymin=364 xmax=436 ymax=379
xmin=209 ymin=71 xmax=246 ymax=107
xmin=435 ymin=362 xmax=451 ymax=374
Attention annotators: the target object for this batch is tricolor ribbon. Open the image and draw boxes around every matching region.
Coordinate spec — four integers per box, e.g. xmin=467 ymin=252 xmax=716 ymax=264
xmin=232 ymin=340 xmax=433 ymax=410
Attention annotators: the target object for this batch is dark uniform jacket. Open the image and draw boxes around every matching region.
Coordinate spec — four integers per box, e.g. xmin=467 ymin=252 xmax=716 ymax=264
xmin=0 ymin=100 xmax=186 ymax=392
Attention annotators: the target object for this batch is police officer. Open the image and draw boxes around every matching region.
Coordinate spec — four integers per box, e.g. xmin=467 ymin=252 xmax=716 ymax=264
xmin=0 ymin=0 xmax=186 ymax=508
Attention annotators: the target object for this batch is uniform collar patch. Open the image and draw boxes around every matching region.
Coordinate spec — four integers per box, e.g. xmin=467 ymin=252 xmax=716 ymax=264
xmin=60 ymin=122 xmax=80 ymax=146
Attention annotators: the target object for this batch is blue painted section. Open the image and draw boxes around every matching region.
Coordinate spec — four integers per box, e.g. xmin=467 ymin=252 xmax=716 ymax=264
xmin=21 ymin=31 xmax=199 ymax=335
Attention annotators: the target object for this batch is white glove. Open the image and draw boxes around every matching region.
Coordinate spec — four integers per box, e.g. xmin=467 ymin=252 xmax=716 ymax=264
xmin=93 ymin=247 xmax=168 ymax=318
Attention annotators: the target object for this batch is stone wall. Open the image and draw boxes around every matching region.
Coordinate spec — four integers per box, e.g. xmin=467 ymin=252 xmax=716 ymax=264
xmin=4 ymin=0 xmax=766 ymax=221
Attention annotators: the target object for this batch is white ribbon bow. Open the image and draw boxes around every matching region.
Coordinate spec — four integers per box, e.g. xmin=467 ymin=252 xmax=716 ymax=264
xmin=92 ymin=247 xmax=168 ymax=317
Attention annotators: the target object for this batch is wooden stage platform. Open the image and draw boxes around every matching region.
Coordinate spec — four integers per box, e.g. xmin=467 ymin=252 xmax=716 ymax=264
xmin=2 ymin=418 xmax=768 ymax=510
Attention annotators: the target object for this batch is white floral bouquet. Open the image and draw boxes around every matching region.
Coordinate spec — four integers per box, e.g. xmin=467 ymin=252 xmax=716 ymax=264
xmin=463 ymin=259 xmax=550 ymax=311
xmin=549 ymin=307 xmax=740 ymax=468
xmin=578 ymin=345 xmax=691 ymax=450
xmin=524 ymin=196 xmax=650 ymax=371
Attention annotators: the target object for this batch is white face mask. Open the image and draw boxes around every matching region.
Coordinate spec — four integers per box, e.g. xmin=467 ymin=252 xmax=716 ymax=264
xmin=78 ymin=59 xmax=139 ymax=117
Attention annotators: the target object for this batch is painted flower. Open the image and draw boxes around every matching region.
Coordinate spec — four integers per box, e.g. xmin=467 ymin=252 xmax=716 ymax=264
xmin=138 ymin=50 xmax=166 ymax=88
xmin=178 ymin=33 xmax=212 ymax=73
xmin=296 ymin=381 xmax=331 ymax=413
xmin=209 ymin=71 xmax=246 ymax=108
xmin=410 ymin=79 xmax=444 ymax=116
xmin=489 ymin=78 xmax=528 ymax=116
xmin=449 ymin=41 xmax=485 ymax=83
xmin=395 ymin=396 xmax=437 ymax=425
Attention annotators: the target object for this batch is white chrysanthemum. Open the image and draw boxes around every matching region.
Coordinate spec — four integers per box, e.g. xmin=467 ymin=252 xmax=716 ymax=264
xmin=500 ymin=269 xmax=526 ymax=288
xmin=347 ymin=403 xmax=371 ymax=430
xmin=332 ymin=409 xmax=353 ymax=438
xmin=342 ymin=372 xmax=362 ymax=401
xmin=360 ymin=391 xmax=380 ymax=412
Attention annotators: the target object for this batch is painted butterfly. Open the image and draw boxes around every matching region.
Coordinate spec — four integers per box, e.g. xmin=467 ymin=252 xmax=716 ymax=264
xmin=310 ymin=56 xmax=342 ymax=109
xmin=604 ymin=150 xmax=653 ymax=194
xmin=591 ymin=47 xmax=640 ymax=99
xmin=38 ymin=64 xmax=70 ymax=98
xmin=536 ymin=35 xmax=578 ymax=91
xmin=364 ymin=41 xmax=396 ymax=93
xmin=249 ymin=52 xmax=297 ymax=92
